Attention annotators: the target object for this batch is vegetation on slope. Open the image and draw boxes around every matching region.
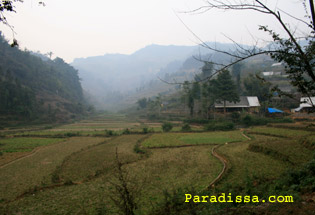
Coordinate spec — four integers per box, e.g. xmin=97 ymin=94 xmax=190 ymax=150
xmin=0 ymin=34 xmax=88 ymax=124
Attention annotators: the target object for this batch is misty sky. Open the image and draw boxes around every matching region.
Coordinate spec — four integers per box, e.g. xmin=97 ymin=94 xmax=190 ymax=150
xmin=0 ymin=0 xmax=311 ymax=62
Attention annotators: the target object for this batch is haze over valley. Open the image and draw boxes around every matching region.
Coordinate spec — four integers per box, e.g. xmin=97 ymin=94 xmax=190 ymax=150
xmin=0 ymin=1 xmax=314 ymax=214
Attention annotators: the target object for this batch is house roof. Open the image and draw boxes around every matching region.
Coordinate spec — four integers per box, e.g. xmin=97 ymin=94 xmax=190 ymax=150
xmin=247 ymin=96 xmax=260 ymax=107
xmin=272 ymin=62 xmax=282 ymax=67
xmin=215 ymin=96 xmax=260 ymax=108
xmin=300 ymin=97 xmax=315 ymax=108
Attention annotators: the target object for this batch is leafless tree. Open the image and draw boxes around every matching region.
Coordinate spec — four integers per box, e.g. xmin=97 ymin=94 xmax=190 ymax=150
xmin=166 ymin=0 xmax=314 ymax=107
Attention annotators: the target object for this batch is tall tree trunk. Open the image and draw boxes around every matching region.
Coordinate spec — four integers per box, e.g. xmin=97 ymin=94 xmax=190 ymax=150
xmin=223 ymin=100 xmax=226 ymax=115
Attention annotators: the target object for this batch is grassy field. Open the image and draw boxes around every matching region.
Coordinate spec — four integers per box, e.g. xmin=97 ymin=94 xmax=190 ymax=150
xmin=58 ymin=135 xmax=145 ymax=183
xmin=142 ymin=130 xmax=247 ymax=148
xmin=0 ymin=137 xmax=106 ymax=201
xmin=0 ymin=137 xmax=64 ymax=153
xmin=249 ymin=126 xmax=312 ymax=137
xmin=0 ymin=114 xmax=314 ymax=214
xmin=0 ymin=137 xmax=65 ymax=166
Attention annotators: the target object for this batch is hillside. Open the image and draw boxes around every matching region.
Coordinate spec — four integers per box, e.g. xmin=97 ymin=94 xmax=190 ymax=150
xmin=72 ymin=42 xmax=242 ymax=110
xmin=0 ymin=34 xmax=86 ymax=124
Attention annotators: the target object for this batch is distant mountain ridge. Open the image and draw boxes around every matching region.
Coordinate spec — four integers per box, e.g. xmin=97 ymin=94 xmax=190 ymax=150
xmin=71 ymin=42 xmax=249 ymax=110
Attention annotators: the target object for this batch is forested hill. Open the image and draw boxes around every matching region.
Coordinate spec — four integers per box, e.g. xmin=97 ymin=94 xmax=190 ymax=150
xmin=0 ymin=34 xmax=86 ymax=123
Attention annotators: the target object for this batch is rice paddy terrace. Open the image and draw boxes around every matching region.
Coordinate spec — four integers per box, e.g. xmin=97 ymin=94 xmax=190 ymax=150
xmin=0 ymin=114 xmax=314 ymax=214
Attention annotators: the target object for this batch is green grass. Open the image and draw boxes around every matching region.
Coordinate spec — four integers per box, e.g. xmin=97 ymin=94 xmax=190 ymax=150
xmin=142 ymin=130 xmax=247 ymax=148
xmin=125 ymin=145 xmax=222 ymax=213
xmin=2 ymin=144 xmax=222 ymax=215
xmin=0 ymin=137 xmax=106 ymax=201
xmin=249 ymin=126 xmax=311 ymax=137
xmin=217 ymin=142 xmax=290 ymax=187
xmin=248 ymin=137 xmax=313 ymax=165
xmin=58 ymin=135 xmax=145 ymax=182
xmin=0 ymin=138 xmax=64 ymax=153
xmin=1 ymin=115 xmax=314 ymax=215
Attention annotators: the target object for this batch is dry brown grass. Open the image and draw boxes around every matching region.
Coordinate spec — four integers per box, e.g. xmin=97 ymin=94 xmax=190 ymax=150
xmin=0 ymin=137 xmax=105 ymax=201
xmin=217 ymin=141 xmax=291 ymax=187
xmin=59 ymin=135 xmax=145 ymax=182
xmin=123 ymin=145 xmax=222 ymax=212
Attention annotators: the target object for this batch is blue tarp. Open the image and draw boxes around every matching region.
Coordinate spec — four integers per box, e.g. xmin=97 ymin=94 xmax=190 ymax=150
xmin=268 ymin=107 xmax=283 ymax=113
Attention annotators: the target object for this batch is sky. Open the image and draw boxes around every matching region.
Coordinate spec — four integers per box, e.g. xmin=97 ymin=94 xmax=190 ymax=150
xmin=0 ymin=0 xmax=311 ymax=63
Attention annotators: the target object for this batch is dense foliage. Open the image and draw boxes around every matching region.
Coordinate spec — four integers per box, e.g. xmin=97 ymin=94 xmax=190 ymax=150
xmin=0 ymin=34 xmax=86 ymax=122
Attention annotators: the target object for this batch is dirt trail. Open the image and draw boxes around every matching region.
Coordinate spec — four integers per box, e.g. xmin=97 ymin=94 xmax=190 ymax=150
xmin=241 ymin=129 xmax=252 ymax=140
xmin=206 ymin=144 xmax=228 ymax=189
xmin=0 ymin=144 xmax=56 ymax=169
xmin=206 ymin=130 xmax=251 ymax=189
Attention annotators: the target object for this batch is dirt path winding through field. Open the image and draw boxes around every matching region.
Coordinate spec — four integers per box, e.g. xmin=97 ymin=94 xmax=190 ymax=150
xmin=0 ymin=144 xmax=54 ymax=169
xmin=206 ymin=144 xmax=228 ymax=189
xmin=206 ymin=130 xmax=251 ymax=189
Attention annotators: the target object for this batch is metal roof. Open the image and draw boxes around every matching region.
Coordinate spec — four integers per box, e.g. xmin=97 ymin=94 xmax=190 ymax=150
xmin=247 ymin=97 xmax=260 ymax=107
xmin=215 ymin=96 xmax=260 ymax=108
xmin=299 ymin=97 xmax=315 ymax=108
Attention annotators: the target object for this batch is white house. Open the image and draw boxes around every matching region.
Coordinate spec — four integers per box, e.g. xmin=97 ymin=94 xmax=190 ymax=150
xmin=294 ymin=97 xmax=315 ymax=112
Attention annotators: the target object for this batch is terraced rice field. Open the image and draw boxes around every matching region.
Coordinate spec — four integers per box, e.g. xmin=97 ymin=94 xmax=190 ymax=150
xmin=142 ymin=130 xmax=247 ymax=148
xmin=0 ymin=116 xmax=314 ymax=214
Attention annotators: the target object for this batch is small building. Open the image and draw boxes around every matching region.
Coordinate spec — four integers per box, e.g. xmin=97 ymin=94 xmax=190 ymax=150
xmin=262 ymin=71 xmax=282 ymax=76
xmin=294 ymin=97 xmax=315 ymax=112
xmin=272 ymin=62 xmax=282 ymax=67
xmin=215 ymin=96 xmax=260 ymax=113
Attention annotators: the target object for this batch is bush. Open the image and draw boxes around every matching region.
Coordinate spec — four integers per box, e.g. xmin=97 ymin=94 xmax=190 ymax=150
xmin=105 ymin=130 xmax=114 ymax=136
xmin=162 ymin=122 xmax=173 ymax=132
xmin=181 ymin=123 xmax=192 ymax=132
xmin=64 ymin=179 xmax=74 ymax=186
xmin=230 ymin=112 xmax=241 ymax=122
xmin=64 ymin=132 xmax=79 ymax=137
xmin=142 ymin=127 xmax=149 ymax=134
xmin=183 ymin=118 xmax=210 ymax=124
xmin=204 ymin=121 xmax=235 ymax=131
xmin=242 ymin=115 xmax=252 ymax=126
xmin=134 ymin=142 xmax=145 ymax=154
xmin=242 ymin=115 xmax=269 ymax=126
xmin=122 ymin=128 xmax=131 ymax=134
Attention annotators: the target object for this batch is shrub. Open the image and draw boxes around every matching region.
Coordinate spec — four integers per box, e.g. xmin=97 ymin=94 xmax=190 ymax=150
xmin=64 ymin=132 xmax=79 ymax=137
xmin=122 ymin=128 xmax=131 ymax=134
xmin=230 ymin=112 xmax=241 ymax=122
xmin=64 ymin=179 xmax=74 ymax=186
xmin=134 ymin=142 xmax=145 ymax=154
xmin=142 ymin=127 xmax=149 ymax=134
xmin=183 ymin=119 xmax=210 ymax=124
xmin=162 ymin=122 xmax=173 ymax=132
xmin=242 ymin=115 xmax=252 ymax=126
xmin=105 ymin=130 xmax=114 ymax=136
xmin=181 ymin=123 xmax=192 ymax=132
xmin=204 ymin=121 xmax=235 ymax=131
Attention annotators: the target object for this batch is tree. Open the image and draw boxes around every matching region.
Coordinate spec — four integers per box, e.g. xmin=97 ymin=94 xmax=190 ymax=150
xmin=213 ymin=70 xmax=240 ymax=114
xmin=243 ymin=74 xmax=271 ymax=103
xmin=231 ymin=63 xmax=242 ymax=93
xmin=195 ymin=61 xmax=214 ymax=81
xmin=189 ymin=0 xmax=315 ymax=108
xmin=137 ymin=98 xmax=147 ymax=109
xmin=182 ymin=81 xmax=201 ymax=117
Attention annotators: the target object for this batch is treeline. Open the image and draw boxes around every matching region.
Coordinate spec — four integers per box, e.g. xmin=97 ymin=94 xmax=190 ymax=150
xmin=136 ymin=61 xmax=300 ymax=120
xmin=0 ymin=33 xmax=88 ymax=122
